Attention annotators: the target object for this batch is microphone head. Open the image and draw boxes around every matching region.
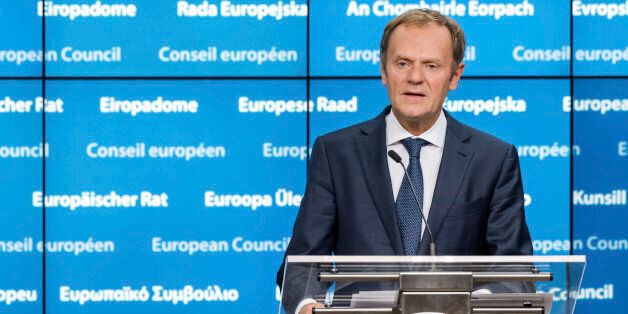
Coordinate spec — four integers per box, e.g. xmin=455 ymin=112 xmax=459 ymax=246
xmin=387 ymin=150 xmax=402 ymax=163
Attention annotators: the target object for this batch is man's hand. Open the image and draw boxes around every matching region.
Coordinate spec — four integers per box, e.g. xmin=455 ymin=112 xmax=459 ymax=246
xmin=299 ymin=302 xmax=324 ymax=314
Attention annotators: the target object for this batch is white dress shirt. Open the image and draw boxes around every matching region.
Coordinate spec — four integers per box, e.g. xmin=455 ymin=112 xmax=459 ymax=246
xmin=386 ymin=109 xmax=447 ymax=238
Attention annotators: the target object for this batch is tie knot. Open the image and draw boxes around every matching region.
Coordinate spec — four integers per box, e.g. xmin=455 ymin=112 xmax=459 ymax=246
xmin=401 ymin=137 xmax=430 ymax=158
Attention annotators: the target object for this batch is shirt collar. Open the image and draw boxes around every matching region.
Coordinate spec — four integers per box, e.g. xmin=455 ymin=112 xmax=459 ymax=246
xmin=385 ymin=109 xmax=447 ymax=149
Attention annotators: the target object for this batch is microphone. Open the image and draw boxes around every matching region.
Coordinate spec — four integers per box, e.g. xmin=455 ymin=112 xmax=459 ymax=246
xmin=387 ymin=150 xmax=437 ymax=256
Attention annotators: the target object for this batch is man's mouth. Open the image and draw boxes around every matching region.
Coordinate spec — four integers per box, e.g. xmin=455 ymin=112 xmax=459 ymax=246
xmin=403 ymin=92 xmax=426 ymax=97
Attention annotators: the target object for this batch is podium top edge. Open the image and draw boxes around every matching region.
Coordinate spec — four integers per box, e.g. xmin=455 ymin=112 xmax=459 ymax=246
xmin=285 ymin=255 xmax=586 ymax=264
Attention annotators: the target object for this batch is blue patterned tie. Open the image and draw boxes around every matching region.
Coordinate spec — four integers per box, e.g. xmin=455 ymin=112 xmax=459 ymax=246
xmin=396 ymin=137 xmax=430 ymax=255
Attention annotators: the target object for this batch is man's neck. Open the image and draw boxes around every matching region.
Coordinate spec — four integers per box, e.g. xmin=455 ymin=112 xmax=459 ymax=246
xmin=391 ymin=109 xmax=440 ymax=136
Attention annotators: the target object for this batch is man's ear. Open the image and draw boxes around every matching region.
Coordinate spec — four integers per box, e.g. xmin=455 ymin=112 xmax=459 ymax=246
xmin=449 ymin=62 xmax=465 ymax=90
xmin=380 ymin=62 xmax=388 ymax=86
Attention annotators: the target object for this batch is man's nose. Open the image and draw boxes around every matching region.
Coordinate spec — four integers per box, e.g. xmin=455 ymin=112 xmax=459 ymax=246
xmin=407 ymin=66 xmax=424 ymax=84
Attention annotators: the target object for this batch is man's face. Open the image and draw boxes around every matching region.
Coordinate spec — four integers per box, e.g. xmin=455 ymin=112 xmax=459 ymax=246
xmin=381 ymin=23 xmax=464 ymax=128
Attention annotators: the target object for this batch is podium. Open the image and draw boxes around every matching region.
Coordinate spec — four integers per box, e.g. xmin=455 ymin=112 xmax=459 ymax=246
xmin=279 ymin=256 xmax=585 ymax=314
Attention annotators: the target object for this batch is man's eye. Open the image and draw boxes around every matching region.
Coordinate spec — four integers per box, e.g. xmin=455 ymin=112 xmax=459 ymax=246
xmin=397 ymin=61 xmax=408 ymax=67
xmin=426 ymin=64 xmax=438 ymax=70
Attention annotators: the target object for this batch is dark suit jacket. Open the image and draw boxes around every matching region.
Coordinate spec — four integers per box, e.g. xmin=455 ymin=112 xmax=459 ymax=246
xmin=277 ymin=106 xmax=532 ymax=312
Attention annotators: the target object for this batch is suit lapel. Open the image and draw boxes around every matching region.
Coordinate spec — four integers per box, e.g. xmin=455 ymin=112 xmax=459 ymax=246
xmin=419 ymin=111 xmax=475 ymax=254
xmin=354 ymin=108 xmax=404 ymax=255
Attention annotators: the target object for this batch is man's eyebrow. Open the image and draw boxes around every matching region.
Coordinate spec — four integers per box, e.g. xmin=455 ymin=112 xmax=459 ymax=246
xmin=391 ymin=54 xmax=445 ymax=64
xmin=391 ymin=54 xmax=412 ymax=61
xmin=421 ymin=58 xmax=445 ymax=64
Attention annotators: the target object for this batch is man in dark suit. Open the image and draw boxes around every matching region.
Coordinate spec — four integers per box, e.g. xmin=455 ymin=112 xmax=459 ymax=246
xmin=278 ymin=9 xmax=532 ymax=314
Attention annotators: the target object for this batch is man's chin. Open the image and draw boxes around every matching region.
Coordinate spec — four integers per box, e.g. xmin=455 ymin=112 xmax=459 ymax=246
xmin=399 ymin=109 xmax=430 ymax=121
xmin=397 ymin=108 xmax=441 ymax=124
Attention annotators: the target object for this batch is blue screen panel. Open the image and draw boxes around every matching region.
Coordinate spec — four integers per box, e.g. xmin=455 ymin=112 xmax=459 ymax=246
xmin=43 ymin=80 xmax=305 ymax=313
xmin=0 ymin=80 xmax=43 ymax=313
xmin=310 ymin=0 xmax=570 ymax=76
xmin=0 ymin=2 xmax=42 ymax=76
xmin=41 ymin=0 xmax=307 ymax=76
xmin=573 ymin=78 xmax=627 ymax=312
xmin=574 ymin=0 xmax=628 ymax=75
